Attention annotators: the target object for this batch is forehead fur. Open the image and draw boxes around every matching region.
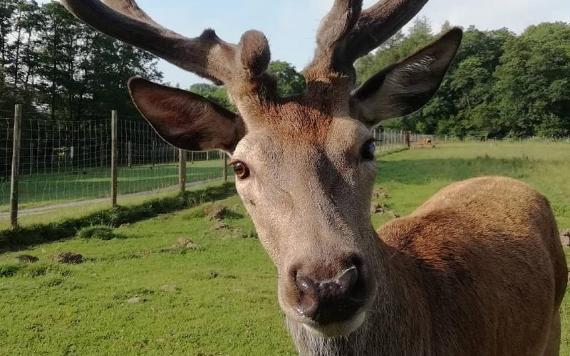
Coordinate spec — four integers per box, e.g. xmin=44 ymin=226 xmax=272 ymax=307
xmin=247 ymin=98 xmax=343 ymax=143
xmin=242 ymin=87 xmax=350 ymax=143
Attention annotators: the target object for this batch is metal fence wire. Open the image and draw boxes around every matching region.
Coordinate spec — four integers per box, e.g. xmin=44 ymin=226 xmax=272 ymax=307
xmin=0 ymin=110 xmax=225 ymax=207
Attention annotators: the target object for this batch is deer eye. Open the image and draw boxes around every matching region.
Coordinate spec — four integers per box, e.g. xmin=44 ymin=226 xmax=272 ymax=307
xmin=361 ymin=139 xmax=376 ymax=161
xmin=232 ymin=161 xmax=250 ymax=180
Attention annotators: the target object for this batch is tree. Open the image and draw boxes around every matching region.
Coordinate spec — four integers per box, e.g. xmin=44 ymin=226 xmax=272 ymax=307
xmin=494 ymin=23 xmax=570 ymax=138
xmin=268 ymin=61 xmax=305 ymax=97
xmin=189 ymin=60 xmax=306 ymax=111
xmin=189 ymin=83 xmax=234 ymax=111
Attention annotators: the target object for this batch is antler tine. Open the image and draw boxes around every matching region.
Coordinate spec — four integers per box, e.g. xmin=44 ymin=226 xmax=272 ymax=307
xmin=305 ymin=0 xmax=428 ymax=86
xmin=61 ymin=0 xmax=272 ymax=90
xmin=345 ymin=0 xmax=429 ymax=63
xmin=304 ymin=0 xmax=363 ymax=82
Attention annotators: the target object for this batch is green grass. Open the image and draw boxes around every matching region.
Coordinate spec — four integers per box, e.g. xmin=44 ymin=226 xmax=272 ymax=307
xmin=0 ymin=196 xmax=293 ymax=355
xmin=371 ymin=142 xmax=570 ymax=229
xmin=0 ymin=179 xmax=231 ymax=230
xmin=0 ymin=159 xmax=225 ymax=210
xmin=0 ymin=142 xmax=568 ymax=354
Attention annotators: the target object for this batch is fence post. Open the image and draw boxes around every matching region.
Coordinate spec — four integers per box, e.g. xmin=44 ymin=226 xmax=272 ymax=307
xmin=223 ymin=151 xmax=228 ymax=183
xmin=29 ymin=142 xmax=34 ymax=175
xmin=10 ymin=104 xmax=22 ymax=229
xmin=127 ymin=140 xmax=132 ymax=168
xmin=179 ymin=149 xmax=187 ymax=193
xmin=111 ymin=110 xmax=118 ymax=207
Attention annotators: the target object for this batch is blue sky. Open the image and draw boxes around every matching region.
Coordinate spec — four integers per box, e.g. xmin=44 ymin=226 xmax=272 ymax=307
xmin=50 ymin=0 xmax=570 ymax=87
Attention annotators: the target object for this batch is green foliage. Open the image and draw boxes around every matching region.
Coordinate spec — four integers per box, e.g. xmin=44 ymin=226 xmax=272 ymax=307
xmin=0 ymin=0 xmax=161 ymax=117
xmin=189 ymin=83 xmax=235 ymax=111
xmin=493 ymin=23 xmax=570 ymax=138
xmin=356 ymin=20 xmax=570 ymax=139
xmin=268 ymin=60 xmax=306 ymax=97
xmin=189 ymin=60 xmax=306 ymax=111
xmin=0 ymin=264 xmax=20 ymax=277
xmin=77 ymin=225 xmax=119 ymax=241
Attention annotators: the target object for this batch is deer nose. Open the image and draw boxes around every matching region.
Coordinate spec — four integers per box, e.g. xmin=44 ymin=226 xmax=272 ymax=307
xmin=294 ymin=265 xmax=364 ymax=323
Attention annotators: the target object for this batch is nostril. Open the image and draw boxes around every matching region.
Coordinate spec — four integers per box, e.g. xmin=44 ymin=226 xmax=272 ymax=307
xmin=334 ymin=265 xmax=359 ymax=294
xmin=349 ymin=254 xmax=364 ymax=271
xmin=295 ymin=274 xmax=319 ymax=318
xmin=296 ymin=274 xmax=316 ymax=294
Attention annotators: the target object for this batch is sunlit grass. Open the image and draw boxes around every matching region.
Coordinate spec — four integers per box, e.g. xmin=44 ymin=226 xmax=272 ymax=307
xmin=0 ymin=141 xmax=568 ymax=354
xmin=0 ymin=159 xmax=225 ymax=210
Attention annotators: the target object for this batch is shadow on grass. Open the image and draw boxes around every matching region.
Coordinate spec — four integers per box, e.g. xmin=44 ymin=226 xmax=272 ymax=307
xmin=0 ymin=183 xmax=236 ymax=253
xmin=376 ymin=156 xmax=535 ymax=185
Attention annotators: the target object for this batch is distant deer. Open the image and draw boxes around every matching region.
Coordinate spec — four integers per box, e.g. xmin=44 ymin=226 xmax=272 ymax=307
xmin=63 ymin=0 xmax=567 ymax=355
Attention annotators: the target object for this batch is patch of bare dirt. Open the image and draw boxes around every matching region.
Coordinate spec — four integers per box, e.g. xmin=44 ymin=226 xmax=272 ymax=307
xmin=160 ymin=237 xmax=202 ymax=253
xmin=53 ymin=252 xmax=84 ymax=264
xmin=15 ymin=255 xmax=39 ymax=264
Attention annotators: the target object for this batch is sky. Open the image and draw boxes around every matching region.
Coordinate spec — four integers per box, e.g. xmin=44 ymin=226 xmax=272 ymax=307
xmin=48 ymin=0 xmax=570 ymax=87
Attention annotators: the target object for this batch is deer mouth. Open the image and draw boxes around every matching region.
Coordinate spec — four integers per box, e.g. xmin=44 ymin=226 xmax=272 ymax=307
xmin=301 ymin=311 xmax=367 ymax=337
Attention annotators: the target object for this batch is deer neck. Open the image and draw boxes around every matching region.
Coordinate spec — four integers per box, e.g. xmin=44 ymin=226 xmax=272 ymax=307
xmin=286 ymin=233 xmax=433 ymax=356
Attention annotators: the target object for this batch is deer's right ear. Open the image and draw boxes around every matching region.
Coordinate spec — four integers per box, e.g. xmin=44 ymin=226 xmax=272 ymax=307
xmin=128 ymin=78 xmax=245 ymax=153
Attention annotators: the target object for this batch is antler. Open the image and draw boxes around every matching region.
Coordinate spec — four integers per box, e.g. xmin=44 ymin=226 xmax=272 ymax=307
xmin=61 ymin=0 xmax=272 ymax=92
xmin=305 ymin=0 xmax=428 ymax=83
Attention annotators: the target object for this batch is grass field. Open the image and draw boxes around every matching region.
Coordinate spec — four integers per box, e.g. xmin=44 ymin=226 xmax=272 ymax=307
xmin=0 ymin=160 xmax=225 ymax=211
xmin=0 ymin=142 xmax=568 ymax=355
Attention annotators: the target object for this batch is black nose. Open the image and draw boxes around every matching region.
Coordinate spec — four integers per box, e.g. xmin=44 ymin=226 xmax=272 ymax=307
xmin=295 ymin=265 xmax=364 ymax=323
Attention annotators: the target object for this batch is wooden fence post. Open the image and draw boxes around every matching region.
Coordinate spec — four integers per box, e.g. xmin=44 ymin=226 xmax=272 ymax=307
xmin=10 ymin=104 xmax=22 ymax=229
xmin=29 ymin=142 xmax=34 ymax=175
xmin=223 ymin=151 xmax=228 ymax=183
xmin=127 ymin=140 xmax=132 ymax=168
xmin=111 ymin=110 xmax=118 ymax=207
xmin=179 ymin=149 xmax=187 ymax=193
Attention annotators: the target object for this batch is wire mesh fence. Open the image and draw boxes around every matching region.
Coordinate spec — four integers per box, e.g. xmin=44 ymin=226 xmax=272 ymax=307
xmin=372 ymin=127 xmax=435 ymax=152
xmin=0 ymin=109 xmax=225 ymax=210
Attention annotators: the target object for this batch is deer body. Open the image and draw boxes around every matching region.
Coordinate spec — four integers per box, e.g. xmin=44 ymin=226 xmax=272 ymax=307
xmin=289 ymin=176 xmax=566 ymax=355
xmin=62 ymin=0 xmax=567 ymax=354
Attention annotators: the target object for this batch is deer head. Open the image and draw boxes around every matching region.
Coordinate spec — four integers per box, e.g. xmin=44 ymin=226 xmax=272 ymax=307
xmin=62 ymin=0 xmax=462 ymax=338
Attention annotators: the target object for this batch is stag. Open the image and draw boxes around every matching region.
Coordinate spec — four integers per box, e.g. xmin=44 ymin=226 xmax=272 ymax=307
xmin=62 ymin=1 xmax=567 ymax=355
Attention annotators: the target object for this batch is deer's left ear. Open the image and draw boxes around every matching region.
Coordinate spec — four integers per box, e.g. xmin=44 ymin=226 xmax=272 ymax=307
xmin=350 ymin=28 xmax=463 ymax=127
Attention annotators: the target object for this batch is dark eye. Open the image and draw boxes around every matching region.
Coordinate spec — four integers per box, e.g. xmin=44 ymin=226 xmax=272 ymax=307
xmin=232 ymin=161 xmax=250 ymax=180
xmin=360 ymin=140 xmax=376 ymax=161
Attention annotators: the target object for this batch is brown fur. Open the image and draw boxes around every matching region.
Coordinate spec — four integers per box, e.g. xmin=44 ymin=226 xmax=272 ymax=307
xmin=375 ymin=177 xmax=567 ymax=355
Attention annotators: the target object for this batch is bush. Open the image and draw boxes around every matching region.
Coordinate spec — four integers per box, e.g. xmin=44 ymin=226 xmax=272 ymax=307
xmin=78 ymin=226 xmax=118 ymax=241
xmin=0 ymin=264 xmax=21 ymax=278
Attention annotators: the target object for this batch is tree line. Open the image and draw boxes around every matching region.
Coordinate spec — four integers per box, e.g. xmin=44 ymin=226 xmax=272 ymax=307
xmin=357 ymin=19 xmax=570 ymax=139
xmin=0 ymin=0 xmax=161 ymax=120
xmin=1 ymin=1 xmax=568 ymax=139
